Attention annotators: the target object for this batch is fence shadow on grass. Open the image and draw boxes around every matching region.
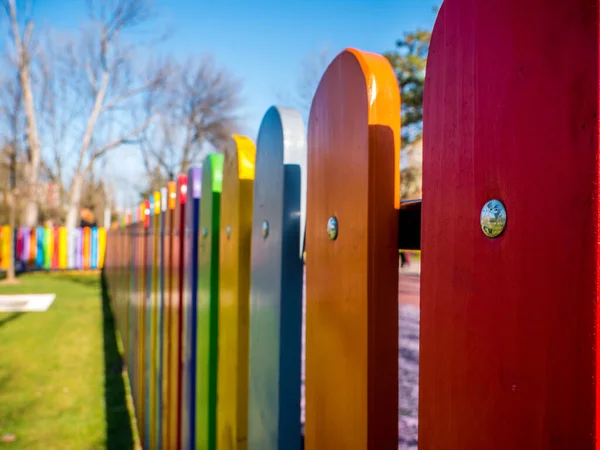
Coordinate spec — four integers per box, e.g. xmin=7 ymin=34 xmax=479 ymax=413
xmin=100 ymin=270 xmax=135 ymax=449
xmin=0 ymin=312 xmax=25 ymax=329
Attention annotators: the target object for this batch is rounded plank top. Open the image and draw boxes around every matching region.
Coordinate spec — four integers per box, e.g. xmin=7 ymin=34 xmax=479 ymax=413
xmin=181 ymin=165 xmax=203 ymax=449
xmin=305 ymin=48 xmax=400 ymax=450
xmin=188 ymin=167 xmax=202 ymax=200
xmin=254 ymin=106 xmax=306 ymax=256
xmin=168 ymin=182 xmax=177 ymax=211
xmin=347 ymin=47 xmax=401 ymax=208
xmin=196 ymin=152 xmax=224 ymax=450
xmin=248 ymin=105 xmax=305 ymax=449
xmin=232 ymin=134 xmax=257 ymax=181
xmin=152 ymin=191 xmax=159 ymax=215
xmin=161 ymin=187 xmax=168 ymax=213
xmin=177 ymin=174 xmax=188 ymax=205
xmin=218 ymin=134 xmax=256 ymax=450
xmin=204 ymin=153 xmax=224 ymax=194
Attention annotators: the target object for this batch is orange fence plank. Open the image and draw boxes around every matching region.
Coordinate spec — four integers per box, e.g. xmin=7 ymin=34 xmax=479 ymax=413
xmin=0 ymin=226 xmax=10 ymax=270
xmin=305 ymin=48 xmax=400 ymax=449
xmin=83 ymin=227 xmax=90 ymax=269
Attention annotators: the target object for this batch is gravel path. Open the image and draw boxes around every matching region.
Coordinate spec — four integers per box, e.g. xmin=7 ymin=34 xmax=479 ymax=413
xmin=399 ymin=303 xmax=419 ymax=449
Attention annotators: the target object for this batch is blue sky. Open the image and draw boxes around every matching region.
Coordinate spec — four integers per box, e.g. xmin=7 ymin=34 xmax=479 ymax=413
xmin=32 ymin=0 xmax=441 ymax=208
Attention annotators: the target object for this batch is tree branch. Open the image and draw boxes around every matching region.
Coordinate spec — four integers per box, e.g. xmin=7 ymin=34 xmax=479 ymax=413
xmin=102 ymin=76 xmax=164 ymax=112
xmin=85 ymin=114 xmax=154 ymax=172
xmin=23 ymin=19 xmax=33 ymax=49
xmin=75 ymin=70 xmax=109 ymax=173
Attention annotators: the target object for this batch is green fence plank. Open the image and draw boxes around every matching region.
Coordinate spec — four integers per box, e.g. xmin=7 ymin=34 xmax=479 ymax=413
xmin=196 ymin=153 xmax=224 ymax=450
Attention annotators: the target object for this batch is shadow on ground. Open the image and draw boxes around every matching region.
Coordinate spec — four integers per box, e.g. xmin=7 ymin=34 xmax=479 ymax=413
xmin=0 ymin=312 xmax=25 ymax=329
xmin=41 ymin=270 xmax=102 ymax=288
xmin=100 ymin=270 xmax=135 ymax=449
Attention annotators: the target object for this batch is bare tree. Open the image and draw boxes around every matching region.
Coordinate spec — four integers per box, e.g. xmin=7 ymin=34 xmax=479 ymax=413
xmin=55 ymin=0 xmax=169 ymax=229
xmin=0 ymin=69 xmax=27 ymax=281
xmin=278 ymin=47 xmax=331 ymax=121
xmin=0 ymin=143 xmax=17 ymax=281
xmin=296 ymin=47 xmax=331 ymax=115
xmin=1 ymin=0 xmax=242 ymax=227
xmin=2 ymin=0 xmax=42 ymax=227
xmin=139 ymin=56 xmax=242 ymax=194
xmin=2 ymin=0 xmax=169 ymax=229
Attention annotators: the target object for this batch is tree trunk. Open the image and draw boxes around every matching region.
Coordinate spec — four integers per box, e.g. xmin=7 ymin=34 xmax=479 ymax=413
xmin=104 ymin=208 xmax=111 ymax=228
xmin=6 ymin=0 xmax=42 ymax=228
xmin=19 ymin=77 xmax=41 ymax=228
xmin=65 ymin=174 xmax=84 ymax=230
xmin=22 ymin=197 xmax=38 ymax=228
xmin=6 ymin=150 xmax=17 ymax=281
xmin=20 ymin=58 xmax=42 ymax=228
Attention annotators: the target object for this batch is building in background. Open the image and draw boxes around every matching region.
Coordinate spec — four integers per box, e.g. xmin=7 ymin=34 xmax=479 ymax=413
xmin=401 ymin=137 xmax=423 ymax=200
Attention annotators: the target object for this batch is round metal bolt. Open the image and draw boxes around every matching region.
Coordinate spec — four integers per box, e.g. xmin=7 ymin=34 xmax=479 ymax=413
xmin=226 ymin=225 xmax=232 ymax=239
xmin=261 ymin=220 xmax=269 ymax=238
xmin=202 ymin=227 xmax=208 ymax=238
xmin=480 ymin=199 xmax=507 ymax=238
xmin=327 ymin=216 xmax=338 ymax=241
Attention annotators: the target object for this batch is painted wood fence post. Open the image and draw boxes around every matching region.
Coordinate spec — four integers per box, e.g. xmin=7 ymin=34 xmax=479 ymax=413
xmin=16 ymin=228 xmax=23 ymax=267
xmin=217 ymin=135 xmax=256 ymax=450
xmin=67 ymin=229 xmax=75 ymax=269
xmin=146 ymin=192 xmax=160 ymax=449
xmin=420 ymin=2 xmax=600 ymax=448
xmin=75 ymin=228 xmax=83 ymax=270
xmin=138 ymin=199 xmax=150 ymax=447
xmin=129 ymin=213 xmax=139 ymax=414
xmin=36 ymin=227 xmax=44 ymax=269
xmin=21 ymin=227 xmax=29 ymax=266
xmin=162 ymin=180 xmax=177 ymax=450
xmin=29 ymin=228 xmax=36 ymax=268
xmin=91 ymin=227 xmax=98 ymax=269
xmin=196 ymin=153 xmax=224 ymax=450
xmin=98 ymin=227 xmax=106 ymax=269
xmin=247 ymin=106 xmax=306 ymax=450
xmin=0 ymin=226 xmax=10 ymax=270
xmin=52 ymin=227 xmax=59 ymax=269
xmin=305 ymin=48 xmax=400 ymax=449
xmin=44 ymin=226 xmax=52 ymax=270
xmin=84 ymin=227 xmax=92 ymax=270
xmin=59 ymin=227 xmax=67 ymax=269
xmin=174 ymin=174 xmax=188 ymax=450
xmin=121 ymin=216 xmax=130 ymax=371
xmin=156 ymin=187 xmax=167 ymax=449
xmin=181 ymin=167 xmax=202 ymax=449
xmin=132 ymin=207 xmax=143 ymax=424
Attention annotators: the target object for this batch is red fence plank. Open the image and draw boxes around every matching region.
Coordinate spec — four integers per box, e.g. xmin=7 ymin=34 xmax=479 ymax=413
xmin=421 ymin=1 xmax=600 ymax=448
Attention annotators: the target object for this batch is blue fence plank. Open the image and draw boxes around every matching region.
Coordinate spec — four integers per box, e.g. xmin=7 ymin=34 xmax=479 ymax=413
xmin=248 ymin=106 xmax=306 ymax=450
xmin=181 ymin=167 xmax=202 ymax=450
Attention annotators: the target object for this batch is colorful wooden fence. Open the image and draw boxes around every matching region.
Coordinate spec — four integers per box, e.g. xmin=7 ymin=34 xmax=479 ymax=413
xmin=104 ymin=47 xmax=402 ymax=449
xmin=0 ymin=226 xmax=107 ymax=271
xmin=105 ymin=4 xmax=594 ymax=447
xmin=106 ymin=101 xmax=309 ymax=450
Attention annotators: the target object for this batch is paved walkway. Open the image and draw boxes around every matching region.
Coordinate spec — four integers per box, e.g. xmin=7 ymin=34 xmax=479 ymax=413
xmin=398 ymin=259 xmax=420 ymax=448
xmin=399 ymin=259 xmax=420 ymax=307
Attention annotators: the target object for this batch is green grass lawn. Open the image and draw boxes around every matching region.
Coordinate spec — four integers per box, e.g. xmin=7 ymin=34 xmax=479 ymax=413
xmin=0 ymin=272 xmax=139 ymax=449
